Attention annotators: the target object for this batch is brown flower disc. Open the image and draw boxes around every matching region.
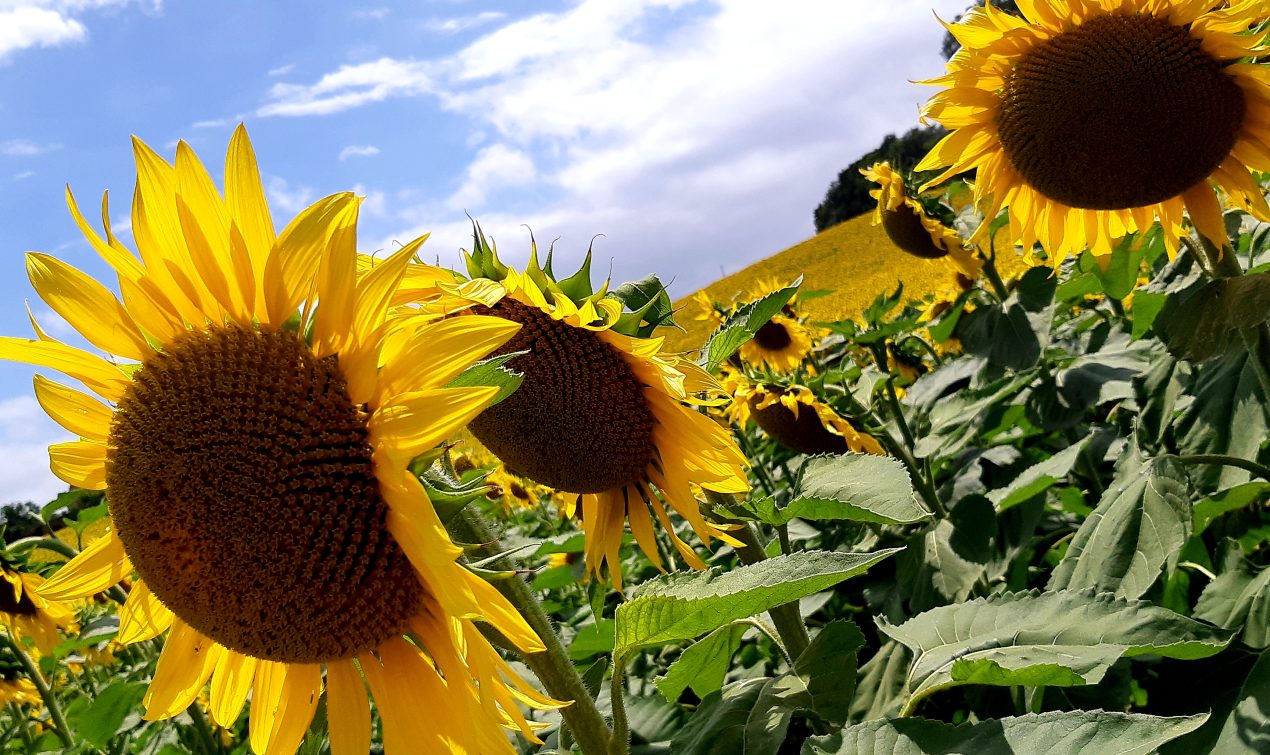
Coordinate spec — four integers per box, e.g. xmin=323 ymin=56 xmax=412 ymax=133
xmin=467 ymin=298 xmax=655 ymax=493
xmin=749 ymin=392 xmax=848 ymax=456
xmin=107 ymin=324 xmax=424 ymax=664
xmin=882 ymin=204 xmax=949 ymax=259
xmin=997 ymin=12 xmax=1245 ymax=210
xmin=0 ymin=581 xmax=38 ymax=618
xmin=752 ymin=320 xmax=794 ymax=351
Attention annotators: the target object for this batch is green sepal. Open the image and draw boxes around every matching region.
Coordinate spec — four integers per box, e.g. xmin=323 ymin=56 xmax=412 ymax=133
xmin=556 ymin=246 xmax=597 ymax=301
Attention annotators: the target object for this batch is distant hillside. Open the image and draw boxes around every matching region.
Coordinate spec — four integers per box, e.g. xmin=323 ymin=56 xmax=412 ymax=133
xmin=663 ymin=212 xmax=1029 ymax=353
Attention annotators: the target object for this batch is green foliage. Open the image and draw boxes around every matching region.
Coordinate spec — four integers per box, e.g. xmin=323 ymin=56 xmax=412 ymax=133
xmin=813 ymin=126 xmax=947 ymax=233
xmin=806 ymin=711 xmax=1207 ymax=755
xmin=735 ymin=454 xmax=931 ymax=526
xmin=701 ymin=278 xmax=801 ymax=371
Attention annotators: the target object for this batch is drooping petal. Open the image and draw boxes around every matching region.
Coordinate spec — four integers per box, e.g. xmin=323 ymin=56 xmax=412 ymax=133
xmin=48 ymin=440 xmax=108 ymax=490
xmin=142 ymin=620 xmax=218 ymax=720
xmin=325 ymin=660 xmax=371 ymax=755
xmin=117 ymin=580 xmax=174 ymax=644
xmin=31 ymin=375 xmax=112 ymax=442
xmin=25 ymin=253 xmax=152 ymax=361
xmin=0 ymin=337 xmax=130 ymax=401
xmin=36 ymin=530 xmax=129 ymax=600
xmin=209 ymin=650 xmax=258 ymax=728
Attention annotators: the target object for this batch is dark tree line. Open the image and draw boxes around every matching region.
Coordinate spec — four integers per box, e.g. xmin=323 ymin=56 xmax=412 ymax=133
xmin=813 ymin=1 xmax=1020 ymax=233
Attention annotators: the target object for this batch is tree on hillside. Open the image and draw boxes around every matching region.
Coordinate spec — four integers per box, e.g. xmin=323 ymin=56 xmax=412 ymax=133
xmin=0 ymin=501 xmax=45 ymax=543
xmin=812 ymin=125 xmax=947 ymax=233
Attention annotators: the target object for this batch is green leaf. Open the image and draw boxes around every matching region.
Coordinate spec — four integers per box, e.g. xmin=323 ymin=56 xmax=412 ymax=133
xmin=794 ymin=619 xmax=866 ymax=725
xmin=862 ymin=283 xmax=905 ymax=325
xmin=736 ymin=455 xmax=928 ymax=526
xmin=567 ymin=619 xmax=615 ymax=661
xmin=655 ymin=624 xmax=748 ymax=703
xmin=68 ymin=681 xmax=147 ymax=748
xmin=701 ymin=278 xmax=801 ymax=371
xmin=1195 ymin=551 xmax=1270 ymax=650
xmin=1131 ymin=290 xmax=1168 ymax=340
xmin=1079 ymin=242 xmax=1144 ymax=300
xmin=1175 ymin=346 xmax=1268 ymax=491
xmin=671 ymin=678 xmax=767 ymax=755
xmin=1047 ymin=456 xmax=1191 ymax=599
xmin=987 ymin=438 xmax=1089 ymax=512
xmin=1195 ymin=482 xmax=1270 ymax=534
xmin=614 ymin=549 xmax=901 ymax=659
xmin=611 ymin=274 xmax=676 ymax=337
xmin=1155 ymin=271 xmax=1270 ymax=361
xmin=1211 ymin=649 xmax=1270 ymax=753
xmin=849 ymin=639 xmax=910 ymax=723
xmin=447 ymin=351 xmax=524 ymax=406
xmin=877 ymin=589 xmax=1232 ymax=711
xmin=804 ymin=711 xmax=1208 ymax=755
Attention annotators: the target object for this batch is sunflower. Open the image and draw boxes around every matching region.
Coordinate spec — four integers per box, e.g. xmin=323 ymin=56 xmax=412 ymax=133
xmin=724 ymin=372 xmax=885 ymax=456
xmin=1 ymin=127 xmax=560 ymax=754
xmin=918 ymin=0 xmax=1270 ymax=261
xmin=0 ymin=566 xmax=76 ymax=654
xmin=862 ymin=162 xmax=983 ymax=278
xmin=0 ymin=675 xmax=39 ymax=708
xmin=422 ymin=234 xmax=749 ymax=587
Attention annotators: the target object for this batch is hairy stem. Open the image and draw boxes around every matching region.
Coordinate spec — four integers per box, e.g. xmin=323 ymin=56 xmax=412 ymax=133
xmin=450 ymin=508 xmax=614 ymax=755
xmin=3 ymin=635 xmax=72 ymax=748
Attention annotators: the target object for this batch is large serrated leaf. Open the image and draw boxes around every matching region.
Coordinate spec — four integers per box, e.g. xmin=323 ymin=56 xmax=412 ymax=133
xmin=1195 ymin=551 xmax=1270 ymax=650
xmin=877 ymin=589 xmax=1232 ymax=711
xmin=654 ymin=624 xmax=748 ymax=703
xmin=1212 ymin=649 xmax=1270 ymax=753
xmin=804 ymin=711 xmax=1208 ymax=755
xmin=614 ymin=549 xmax=900 ymax=659
xmin=1155 ymin=271 xmax=1270 ymax=361
xmin=736 ymin=454 xmax=928 ymax=526
xmin=1047 ymin=456 xmax=1191 ymax=599
xmin=700 ymin=278 xmax=801 ymax=371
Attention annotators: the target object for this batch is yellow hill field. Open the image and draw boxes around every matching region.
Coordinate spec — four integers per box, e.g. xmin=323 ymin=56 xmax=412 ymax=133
xmin=662 ymin=212 xmax=1030 ymax=352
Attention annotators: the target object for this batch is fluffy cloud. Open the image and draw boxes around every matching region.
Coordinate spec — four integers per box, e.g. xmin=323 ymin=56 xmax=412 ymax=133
xmin=0 ymin=138 xmax=60 ymax=156
xmin=0 ymin=1 xmax=161 ymax=62
xmin=339 ymin=144 xmax=381 ymax=161
xmin=421 ymin=11 xmax=506 ymax=35
xmin=264 ymin=0 xmax=968 ymax=291
xmin=0 ymin=396 xmax=71 ymax=506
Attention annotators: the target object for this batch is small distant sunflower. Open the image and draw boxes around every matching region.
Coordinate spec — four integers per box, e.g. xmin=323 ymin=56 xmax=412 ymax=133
xmin=2 ymin=127 xmax=559 ymax=754
xmin=0 ymin=566 xmax=76 ymax=654
xmin=0 ymin=674 xmax=39 ymax=708
xmin=918 ymin=0 xmax=1270 ymax=260
xmin=862 ymin=162 xmax=982 ymax=278
xmin=691 ymin=290 xmax=728 ymax=328
xmin=732 ymin=277 xmax=819 ymax=372
xmin=423 ymin=234 xmax=749 ymax=587
xmin=724 ymin=373 xmax=885 ymax=456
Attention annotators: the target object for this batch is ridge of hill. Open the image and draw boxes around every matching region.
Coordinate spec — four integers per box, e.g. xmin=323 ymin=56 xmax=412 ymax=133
xmin=662 ymin=212 xmax=1029 ymax=352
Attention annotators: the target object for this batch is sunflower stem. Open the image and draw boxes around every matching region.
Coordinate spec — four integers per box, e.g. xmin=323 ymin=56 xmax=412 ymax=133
xmin=1171 ymin=454 xmax=1270 ymax=483
xmin=703 ymin=494 xmax=811 ymax=661
xmin=981 ymin=242 xmax=1010 ymax=301
xmin=186 ymin=702 xmax=220 ymax=755
xmin=2 ymin=635 xmax=71 ymax=749
xmin=450 ymin=507 xmax=614 ymax=755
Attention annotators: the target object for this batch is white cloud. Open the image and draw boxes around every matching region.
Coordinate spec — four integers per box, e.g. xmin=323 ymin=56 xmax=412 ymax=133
xmin=0 ymin=395 xmax=71 ymax=506
xmin=339 ymin=144 xmax=380 ymax=161
xmin=266 ymin=176 xmax=315 ymax=214
xmin=422 ymin=11 xmax=506 ymax=35
xmin=11 ymin=170 xmax=33 ymax=180
xmin=267 ymin=63 xmax=294 ymax=77
xmin=272 ymin=0 xmax=971 ymax=292
xmin=259 ymin=58 xmax=434 ymax=117
xmin=350 ymin=7 xmax=388 ymax=21
xmin=0 ymin=1 xmax=160 ymax=62
xmin=0 ymin=138 xmax=59 ymax=156
xmin=446 ymin=143 xmax=535 ymax=210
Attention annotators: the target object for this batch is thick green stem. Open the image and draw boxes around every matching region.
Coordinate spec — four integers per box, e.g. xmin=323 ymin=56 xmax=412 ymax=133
xmin=981 ymin=243 xmax=1010 ymax=301
xmin=704 ymin=492 xmax=810 ymax=660
xmin=450 ymin=508 xmax=614 ymax=755
xmin=1173 ymin=454 xmax=1270 ymax=483
xmin=3 ymin=635 xmax=72 ymax=748
xmin=609 ymin=664 xmax=629 ymax=755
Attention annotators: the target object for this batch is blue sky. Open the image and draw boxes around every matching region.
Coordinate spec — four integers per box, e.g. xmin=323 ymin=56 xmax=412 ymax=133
xmin=0 ymin=0 xmax=966 ymax=504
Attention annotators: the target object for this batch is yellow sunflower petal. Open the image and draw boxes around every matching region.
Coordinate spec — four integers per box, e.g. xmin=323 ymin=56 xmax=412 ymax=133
xmin=249 ymin=660 xmax=287 ymax=754
xmin=32 ymin=375 xmax=112 ymax=442
xmin=264 ymin=663 xmax=321 ymax=755
xmin=25 ymin=253 xmax=152 ymax=361
xmin=0 ymin=337 xmax=130 ymax=401
xmin=36 ymin=530 xmax=128 ymax=600
xmin=370 ymin=386 xmax=498 ymax=466
xmin=325 ymin=659 xmax=371 ymax=755
xmin=224 ymin=124 xmax=276 ymax=319
xmin=117 ymin=580 xmax=175 ymax=644
xmin=49 ymin=440 xmax=108 ymax=490
xmin=142 ymin=621 xmax=218 ymax=720
xmin=264 ymin=192 xmax=358 ymax=325
xmin=209 ymin=650 xmax=257 ymax=728
xmin=378 ymin=316 xmax=521 ymax=395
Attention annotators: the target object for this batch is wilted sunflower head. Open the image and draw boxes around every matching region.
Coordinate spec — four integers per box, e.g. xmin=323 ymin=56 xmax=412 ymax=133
xmin=918 ymin=0 xmax=1270 ymax=261
xmin=725 ymin=373 xmax=885 ymax=457
xmin=1 ymin=127 xmax=561 ymax=754
xmin=418 ymin=227 xmax=749 ymax=587
xmin=862 ymin=162 xmax=983 ymax=278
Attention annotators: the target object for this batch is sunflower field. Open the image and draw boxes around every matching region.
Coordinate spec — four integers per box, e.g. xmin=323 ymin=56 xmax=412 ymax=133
xmin=0 ymin=1 xmax=1268 ymax=754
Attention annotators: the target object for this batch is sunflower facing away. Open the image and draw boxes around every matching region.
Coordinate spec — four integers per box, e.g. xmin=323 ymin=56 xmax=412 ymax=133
xmin=861 ymin=162 xmax=983 ymax=279
xmin=419 ymin=232 xmax=749 ymax=587
xmin=0 ymin=127 xmax=561 ymax=754
xmin=0 ymin=565 xmax=76 ymax=654
xmin=723 ymin=370 xmax=885 ymax=457
xmin=918 ymin=0 xmax=1270 ymax=260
